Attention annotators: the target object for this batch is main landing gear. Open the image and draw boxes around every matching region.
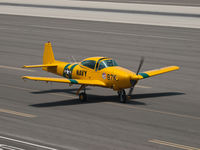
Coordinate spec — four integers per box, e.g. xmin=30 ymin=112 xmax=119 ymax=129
xmin=118 ymin=89 xmax=127 ymax=103
xmin=77 ymin=85 xmax=87 ymax=102
xmin=77 ymin=85 xmax=127 ymax=103
xmin=79 ymin=92 xmax=87 ymax=102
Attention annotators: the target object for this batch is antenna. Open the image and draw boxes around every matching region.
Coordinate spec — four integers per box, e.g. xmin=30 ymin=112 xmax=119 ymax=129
xmin=71 ymin=56 xmax=77 ymax=63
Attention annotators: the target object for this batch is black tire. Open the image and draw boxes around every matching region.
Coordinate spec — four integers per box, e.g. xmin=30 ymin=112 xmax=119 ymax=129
xmin=117 ymin=91 xmax=121 ymax=98
xmin=119 ymin=90 xmax=126 ymax=103
xmin=79 ymin=92 xmax=87 ymax=102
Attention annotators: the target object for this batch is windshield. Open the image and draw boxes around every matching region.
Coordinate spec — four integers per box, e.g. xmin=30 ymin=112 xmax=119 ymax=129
xmin=81 ymin=60 xmax=96 ymax=69
xmin=99 ymin=59 xmax=118 ymax=70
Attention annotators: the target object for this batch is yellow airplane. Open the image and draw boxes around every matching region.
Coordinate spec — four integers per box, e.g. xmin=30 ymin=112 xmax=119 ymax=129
xmin=22 ymin=42 xmax=179 ymax=103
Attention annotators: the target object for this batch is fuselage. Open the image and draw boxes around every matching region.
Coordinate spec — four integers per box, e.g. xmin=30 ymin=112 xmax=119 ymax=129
xmin=43 ymin=57 xmax=137 ymax=90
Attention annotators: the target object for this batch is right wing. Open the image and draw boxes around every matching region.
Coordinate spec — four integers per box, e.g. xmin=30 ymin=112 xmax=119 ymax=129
xmin=22 ymin=76 xmax=106 ymax=87
xmin=138 ymin=66 xmax=179 ymax=79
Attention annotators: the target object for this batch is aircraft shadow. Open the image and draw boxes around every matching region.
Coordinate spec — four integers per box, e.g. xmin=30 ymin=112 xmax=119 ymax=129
xmin=30 ymin=92 xmax=184 ymax=108
xmin=31 ymin=88 xmax=91 ymax=95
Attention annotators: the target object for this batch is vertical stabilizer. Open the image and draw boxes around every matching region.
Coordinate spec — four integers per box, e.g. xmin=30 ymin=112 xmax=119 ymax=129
xmin=43 ymin=42 xmax=55 ymax=64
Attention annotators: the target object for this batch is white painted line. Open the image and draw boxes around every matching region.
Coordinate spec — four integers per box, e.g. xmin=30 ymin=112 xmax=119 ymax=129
xmin=135 ymin=85 xmax=151 ymax=89
xmin=0 ymin=109 xmax=36 ymax=118
xmin=149 ymin=139 xmax=200 ymax=150
xmin=2 ymin=0 xmax=200 ymax=15
xmin=1 ymin=0 xmax=200 ymax=29
xmin=0 ymin=65 xmax=34 ymax=72
xmin=116 ymin=0 xmax=200 ymax=6
xmin=0 ymin=136 xmax=57 ymax=150
xmin=0 ymin=84 xmax=76 ymax=99
xmin=0 ymin=144 xmax=25 ymax=150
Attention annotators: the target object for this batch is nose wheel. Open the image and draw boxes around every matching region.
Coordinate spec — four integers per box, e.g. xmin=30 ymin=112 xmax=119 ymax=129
xmin=79 ymin=92 xmax=87 ymax=102
xmin=77 ymin=85 xmax=87 ymax=102
xmin=118 ymin=89 xmax=127 ymax=103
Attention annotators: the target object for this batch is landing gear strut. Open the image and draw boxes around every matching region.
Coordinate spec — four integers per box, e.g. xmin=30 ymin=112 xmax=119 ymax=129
xmin=77 ymin=85 xmax=87 ymax=102
xmin=118 ymin=89 xmax=126 ymax=103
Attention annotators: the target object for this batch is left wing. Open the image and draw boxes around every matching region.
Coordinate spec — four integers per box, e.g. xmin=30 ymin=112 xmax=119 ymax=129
xmin=138 ymin=66 xmax=179 ymax=79
xmin=22 ymin=76 xmax=106 ymax=87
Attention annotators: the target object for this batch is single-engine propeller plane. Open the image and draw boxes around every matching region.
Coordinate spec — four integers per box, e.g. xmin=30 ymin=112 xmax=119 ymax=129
xmin=22 ymin=42 xmax=179 ymax=103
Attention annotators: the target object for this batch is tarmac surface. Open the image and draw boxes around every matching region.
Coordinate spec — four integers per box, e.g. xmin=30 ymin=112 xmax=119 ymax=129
xmin=0 ymin=14 xmax=200 ymax=150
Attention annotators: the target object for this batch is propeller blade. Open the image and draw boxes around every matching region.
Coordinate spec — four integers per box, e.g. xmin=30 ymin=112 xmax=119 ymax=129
xmin=128 ymin=57 xmax=144 ymax=98
xmin=128 ymin=86 xmax=134 ymax=96
xmin=128 ymin=80 xmax=137 ymax=96
xmin=136 ymin=56 xmax=144 ymax=75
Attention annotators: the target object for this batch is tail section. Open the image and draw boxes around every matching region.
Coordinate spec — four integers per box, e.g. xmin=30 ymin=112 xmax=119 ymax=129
xmin=23 ymin=42 xmax=57 ymax=68
xmin=43 ymin=42 xmax=55 ymax=64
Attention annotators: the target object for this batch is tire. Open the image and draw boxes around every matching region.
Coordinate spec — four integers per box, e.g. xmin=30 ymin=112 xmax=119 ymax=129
xmin=79 ymin=92 xmax=87 ymax=102
xmin=119 ymin=90 xmax=126 ymax=103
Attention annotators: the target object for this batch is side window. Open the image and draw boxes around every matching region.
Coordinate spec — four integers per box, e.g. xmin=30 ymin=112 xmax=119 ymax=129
xmin=81 ymin=60 xmax=96 ymax=69
xmin=98 ymin=61 xmax=106 ymax=70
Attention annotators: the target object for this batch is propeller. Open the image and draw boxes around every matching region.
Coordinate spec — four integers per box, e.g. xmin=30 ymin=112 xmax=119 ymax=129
xmin=136 ymin=56 xmax=144 ymax=75
xmin=128 ymin=57 xmax=144 ymax=97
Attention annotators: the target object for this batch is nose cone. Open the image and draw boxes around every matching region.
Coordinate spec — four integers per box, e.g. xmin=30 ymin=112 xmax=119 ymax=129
xmin=105 ymin=66 xmax=137 ymax=89
xmin=110 ymin=66 xmax=135 ymax=77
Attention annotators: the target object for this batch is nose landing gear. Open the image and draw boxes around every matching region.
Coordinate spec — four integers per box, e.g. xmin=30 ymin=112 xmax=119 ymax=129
xmin=77 ymin=85 xmax=87 ymax=102
xmin=118 ymin=89 xmax=127 ymax=103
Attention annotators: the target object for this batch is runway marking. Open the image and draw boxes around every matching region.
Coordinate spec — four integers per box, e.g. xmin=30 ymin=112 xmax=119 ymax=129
xmin=0 ymin=83 xmax=149 ymax=100
xmin=0 ymin=84 xmax=76 ymax=99
xmin=105 ymin=102 xmax=200 ymax=120
xmin=30 ymin=25 xmax=195 ymax=41
xmin=117 ymin=0 xmax=200 ymax=6
xmin=0 ymin=109 xmax=36 ymax=118
xmin=0 ymin=65 xmax=34 ymax=72
xmin=0 ymin=144 xmax=25 ymax=150
xmin=149 ymin=139 xmax=200 ymax=150
xmin=0 ymin=136 xmax=57 ymax=150
xmin=2 ymin=83 xmax=198 ymax=120
xmin=135 ymin=85 xmax=151 ymax=89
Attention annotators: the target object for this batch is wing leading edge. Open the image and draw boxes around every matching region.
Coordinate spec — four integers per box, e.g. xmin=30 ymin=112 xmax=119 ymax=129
xmin=22 ymin=76 xmax=106 ymax=87
xmin=138 ymin=66 xmax=179 ymax=79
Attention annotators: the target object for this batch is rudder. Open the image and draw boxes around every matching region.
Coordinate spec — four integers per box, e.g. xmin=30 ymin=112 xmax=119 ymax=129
xmin=43 ymin=42 xmax=55 ymax=64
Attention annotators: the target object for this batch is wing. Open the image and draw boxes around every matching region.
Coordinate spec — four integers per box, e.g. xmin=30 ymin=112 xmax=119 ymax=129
xmin=138 ymin=66 xmax=179 ymax=79
xmin=22 ymin=64 xmax=57 ymax=68
xmin=22 ymin=76 xmax=106 ymax=87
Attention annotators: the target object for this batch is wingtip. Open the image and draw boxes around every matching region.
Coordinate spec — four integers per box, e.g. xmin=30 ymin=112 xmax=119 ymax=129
xmin=21 ymin=76 xmax=28 ymax=79
xmin=174 ymin=66 xmax=180 ymax=70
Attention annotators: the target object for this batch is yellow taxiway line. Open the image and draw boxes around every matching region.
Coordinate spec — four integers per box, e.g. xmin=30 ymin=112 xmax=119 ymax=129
xmin=149 ymin=139 xmax=200 ymax=150
xmin=0 ymin=108 xmax=36 ymax=118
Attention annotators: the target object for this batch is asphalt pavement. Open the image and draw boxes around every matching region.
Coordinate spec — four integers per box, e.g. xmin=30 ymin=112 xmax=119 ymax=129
xmin=0 ymin=14 xmax=200 ymax=150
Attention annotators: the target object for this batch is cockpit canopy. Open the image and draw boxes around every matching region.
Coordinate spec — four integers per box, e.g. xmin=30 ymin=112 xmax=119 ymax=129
xmin=80 ymin=57 xmax=118 ymax=70
xmin=98 ymin=59 xmax=118 ymax=70
xmin=81 ymin=60 xmax=96 ymax=69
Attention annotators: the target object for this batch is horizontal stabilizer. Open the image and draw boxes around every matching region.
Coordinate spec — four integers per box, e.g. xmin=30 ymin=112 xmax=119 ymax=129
xmin=22 ymin=76 xmax=106 ymax=87
xmin=138 ymin=66 xmax=179 ymax=79
xmin=22 ymin=64 xmax=57 ymax=68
